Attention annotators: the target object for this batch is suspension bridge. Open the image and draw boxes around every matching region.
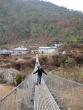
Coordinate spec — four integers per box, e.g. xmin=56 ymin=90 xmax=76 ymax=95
xmin=0 ymin=54 xmax=83 ymax=110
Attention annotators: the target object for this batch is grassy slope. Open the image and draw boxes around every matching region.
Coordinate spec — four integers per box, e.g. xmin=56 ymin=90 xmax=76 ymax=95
xmin=0 ymin=84 xmax=14 ymax=98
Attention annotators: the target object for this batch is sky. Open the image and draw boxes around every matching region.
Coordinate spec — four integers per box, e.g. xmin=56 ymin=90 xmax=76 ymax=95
xmin=45 ymin=0 xmax=83 ymax=12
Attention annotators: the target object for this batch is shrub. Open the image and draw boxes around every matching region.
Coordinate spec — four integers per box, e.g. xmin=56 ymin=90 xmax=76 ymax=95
xmin=47 ymin=55 xmax=54 ymax=66
xmin=57 ymin=55 xmax=76 ymax=67
xmin=65 ymin=57 xmax=76 ymax=67
xmin=58 ymin=54 xmax=67 ymax=67
xmin=39 ymin=56 xmax=47 ymax=65
xmin=26 ymin=58 xmax=35 ymax=68
xmin=15 ymin=74 xmax=22 ymax=85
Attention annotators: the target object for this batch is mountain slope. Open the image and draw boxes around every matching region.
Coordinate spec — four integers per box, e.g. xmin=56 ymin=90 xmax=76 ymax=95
xmin=0 ymin=0 xmax=83 ymax=46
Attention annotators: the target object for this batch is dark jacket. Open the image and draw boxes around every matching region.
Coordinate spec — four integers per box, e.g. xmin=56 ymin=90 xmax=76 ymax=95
xmin=33 ymin=68 xmax=47 ymax=77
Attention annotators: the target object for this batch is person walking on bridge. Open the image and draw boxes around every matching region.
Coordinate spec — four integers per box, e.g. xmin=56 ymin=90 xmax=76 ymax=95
xmin=33 ymin=66 xmax=47 ymax=85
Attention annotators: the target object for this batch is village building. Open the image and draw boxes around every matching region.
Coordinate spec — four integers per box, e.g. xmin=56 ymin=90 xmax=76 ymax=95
xmin=54 ymin=43 xmax=62 ymax=48
xmin=12 ymin=47 xmax=28 ymax=55
xmin=38 ymin=47 xmax=58 ymax=54
xmin=0 ymin=49 xmax=11 ymax=57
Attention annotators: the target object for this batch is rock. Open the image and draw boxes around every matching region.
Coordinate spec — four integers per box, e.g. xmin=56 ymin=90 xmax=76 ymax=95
xmin=0 ymin=68 xmax=20 ymax=85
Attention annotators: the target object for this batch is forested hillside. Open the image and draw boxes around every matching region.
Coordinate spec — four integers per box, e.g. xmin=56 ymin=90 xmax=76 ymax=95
xmin=0 ymin=0 xmax=83 ymax=46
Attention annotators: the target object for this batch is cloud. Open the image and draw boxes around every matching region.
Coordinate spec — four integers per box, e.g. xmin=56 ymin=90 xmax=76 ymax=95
xmin=46 ymin=0 xmax=83 ymax=11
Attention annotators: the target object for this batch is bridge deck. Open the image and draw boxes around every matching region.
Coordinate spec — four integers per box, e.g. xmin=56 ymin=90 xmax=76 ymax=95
xmin=34 ymin=80 xmax=60 ymax=110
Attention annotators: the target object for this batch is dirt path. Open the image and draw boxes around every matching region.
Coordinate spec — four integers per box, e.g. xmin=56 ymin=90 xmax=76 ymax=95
xmin=0 ymin=84 xmax=14 ymax=98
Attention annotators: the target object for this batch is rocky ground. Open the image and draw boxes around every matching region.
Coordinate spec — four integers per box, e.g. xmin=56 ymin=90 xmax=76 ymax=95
xmin=0 ymin=68 xmax=20 ymax=85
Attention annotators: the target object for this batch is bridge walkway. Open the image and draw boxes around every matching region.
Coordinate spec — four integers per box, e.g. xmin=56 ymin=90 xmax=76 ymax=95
xmin=34 ymin=54 xmax=60 ymax=110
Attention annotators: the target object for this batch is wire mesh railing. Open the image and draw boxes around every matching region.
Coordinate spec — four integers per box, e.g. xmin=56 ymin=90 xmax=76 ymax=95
xmin=34 ymin=78 xmax=60 ymax=110
xmin=44 ymin=74 xmax=83 ymax=110
xmin=0 ymin=74 xmax=35 ymax=110
xmin=0 ymin=55 xmax=60 ymax=110
xmin=0 ymin=54 xmax=38 ymax=110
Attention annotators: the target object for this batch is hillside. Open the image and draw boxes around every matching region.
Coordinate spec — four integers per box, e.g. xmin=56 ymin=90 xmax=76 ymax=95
xmin=0 ymin=0 xmax=83 ymax=46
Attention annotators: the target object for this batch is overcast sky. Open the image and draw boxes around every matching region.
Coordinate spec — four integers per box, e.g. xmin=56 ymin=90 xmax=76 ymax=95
xmin=45 ymin=0 xmax=83 ymax=12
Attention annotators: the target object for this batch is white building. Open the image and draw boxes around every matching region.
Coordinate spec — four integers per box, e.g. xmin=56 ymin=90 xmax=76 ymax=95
xmin=12 ymin=47 xmax=28 ymax=55
xmin=38 ymin=47 xmax=58 ymax=54
xmin=54 ymin=43 xmax=61 ymax=48
xmin=0 ymin=49 xmax=11 ymax=56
